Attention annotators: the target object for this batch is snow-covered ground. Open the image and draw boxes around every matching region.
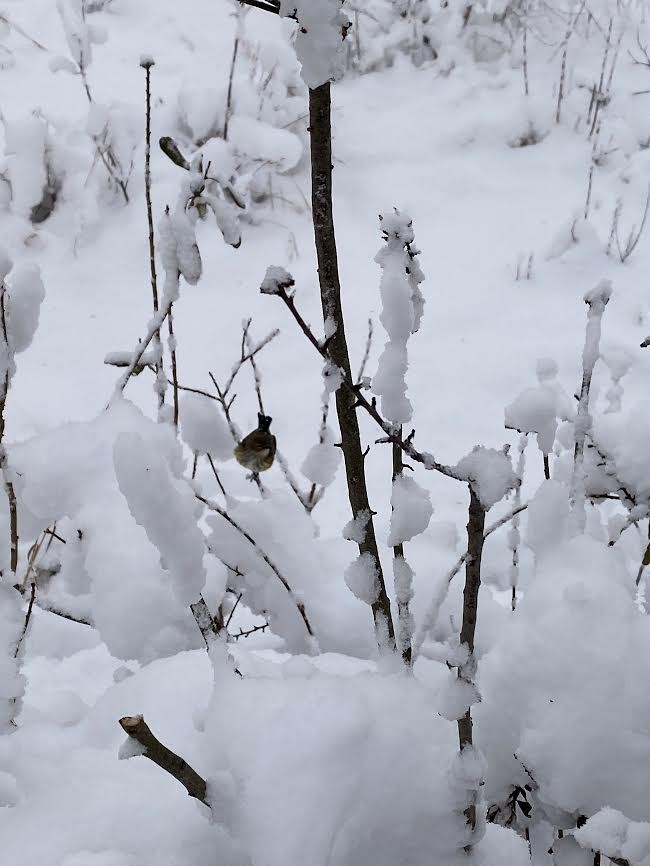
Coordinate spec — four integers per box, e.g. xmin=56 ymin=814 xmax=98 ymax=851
xmin=4 ymin=0 xmax=650 ymax=863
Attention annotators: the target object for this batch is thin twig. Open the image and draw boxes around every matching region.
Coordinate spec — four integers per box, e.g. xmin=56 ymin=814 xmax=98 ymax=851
xmin=224 ymin=6 xmax=244 ymax=140
xmin=355 ymin=318 xmax=374 ymax=384
xmin=196 ymin=492 xmax=316 ymax=644
xmin=0 ymin=284 xmax=18 ymax=575
xmin=14 ymin=581 xmax=36 ymax=659
xmin=167 ymin=306 xmax=180 ymax=426
xmin=224 ymin=592 xmax=243 ymax=629
xmin=140 ymin=57 xmax=166 ymax=416
xmin=206 ymin=453 xmax=228 ymax=498
xmin=231 ymin=621 xmax=269 ymax=640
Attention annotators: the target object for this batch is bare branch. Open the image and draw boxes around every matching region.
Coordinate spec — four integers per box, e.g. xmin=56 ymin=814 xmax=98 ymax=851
xmin=118 ymin=714 xmax=209 ymax=806
xmin=14 ymin=581 xmax=36 ymax=659
xmin=141 ymin=58 xmax=167 ymax=416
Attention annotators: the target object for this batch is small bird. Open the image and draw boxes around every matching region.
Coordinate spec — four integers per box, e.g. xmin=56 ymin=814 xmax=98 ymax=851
xmin=234 ymin=413 xmax=277 ymax=474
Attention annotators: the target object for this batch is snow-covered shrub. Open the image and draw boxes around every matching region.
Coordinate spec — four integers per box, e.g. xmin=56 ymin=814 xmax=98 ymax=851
xmin=49 ymin=0 xmax=136 ymax=206
xmin=163 ymin=13 xmax=306 ymax=218
xmin=344 ymin=0 xmax=439 ymax=75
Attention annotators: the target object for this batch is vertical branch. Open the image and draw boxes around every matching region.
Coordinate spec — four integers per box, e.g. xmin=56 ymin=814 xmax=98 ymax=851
xmin=167 ymin=306 xmax=180 ymax=427
xmin=0 ymin=285 xmax=17 ymax=575
xmin=457 ymin=485 xmax=487 ymax=839
xmin=308 ymin=82 xmax=395 ymax=650
xmin=140 ymin=57 xmax=167 ymax=416
xmin=224 ymin=5 xmax=244 ymax=141
xmin=392 ymin=435 xmax=413 ymax=666
xmin=510 ymin=434 xmax=526 ymax=611
xmin=522 ymin=17 xmax=529 ymax=97
xmin=556 ymin=0 xmax=585 ymax=125
xmin=584 ymin=116 xmax=602 ymax=220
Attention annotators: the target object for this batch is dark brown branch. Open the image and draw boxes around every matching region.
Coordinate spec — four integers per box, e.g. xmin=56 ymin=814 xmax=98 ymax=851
xmin=307 ymin=82 xmax=395 ymax=648
xmin=118 ymin=714 xmax=209 ymax=805
xmin=457 ymin=486 xmax=487 ymax=840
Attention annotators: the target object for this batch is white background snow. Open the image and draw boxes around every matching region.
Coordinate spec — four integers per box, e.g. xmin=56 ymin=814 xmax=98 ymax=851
xmin=3 ymin=0 xmax=650 ymax=864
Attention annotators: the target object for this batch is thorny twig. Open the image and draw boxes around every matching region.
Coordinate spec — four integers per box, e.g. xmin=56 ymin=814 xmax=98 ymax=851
xmin=231 ymin=621 xmax=269 ymax=640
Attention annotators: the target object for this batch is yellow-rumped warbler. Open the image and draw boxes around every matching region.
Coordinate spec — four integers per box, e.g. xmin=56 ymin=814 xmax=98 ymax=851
xmin=234 ymin=413 xmax=276 ymax=473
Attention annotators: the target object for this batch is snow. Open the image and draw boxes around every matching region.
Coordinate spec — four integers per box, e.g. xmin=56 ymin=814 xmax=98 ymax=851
xmin=372 ymin=210 xmax=424 ymax=424
xmin=344 ymin=551 xmax=379 ymax=605
xmin=260 ymin=265 xmax=294 ymax=296
xmin=342 ymin=509 xmax=370 ymax=543
xmin=524 ymin=479 xmax=571 ymax=558
xmin=300 ymin=424 xmax=340 ymax=486
xmin=388 ymin=473 xmax=433 ymax=546
xmin=3 ymin=263 xmax=46 ymax=354
xmin=4 ymin=1 xmax=650 ymax=863
xmin=455 ymin=447 xmax=518 ymax=510
xmin=574 ymin=809 xmax=650 ymax=864
xmin=113 ymin=431 xmax=207 ymax=606
xmin=280 ymin=0 xmax=349 ymax=88
xmin=180 ymin=392 xmax=234 ymax=460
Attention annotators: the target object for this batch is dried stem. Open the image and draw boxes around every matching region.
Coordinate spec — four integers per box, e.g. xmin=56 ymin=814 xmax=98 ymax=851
xmin=224 ymin=7 xmax=244 ymax=140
